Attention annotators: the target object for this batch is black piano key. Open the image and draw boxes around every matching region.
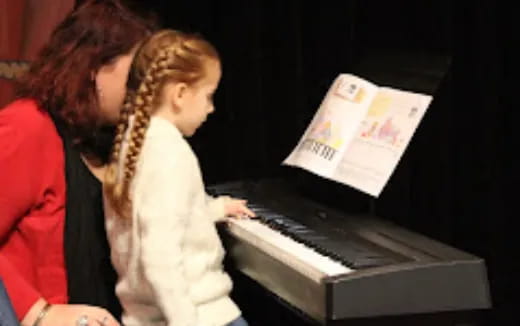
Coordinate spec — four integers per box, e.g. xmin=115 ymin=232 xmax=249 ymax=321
xmin=268 ymin=218 xmax=395 ymax=269
xmin=251 ymin=210 xmax=352 ymax=264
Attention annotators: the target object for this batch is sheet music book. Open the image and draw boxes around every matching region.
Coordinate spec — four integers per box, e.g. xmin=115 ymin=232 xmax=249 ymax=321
xmin=283 ymin=73 xmax=432 ymax=197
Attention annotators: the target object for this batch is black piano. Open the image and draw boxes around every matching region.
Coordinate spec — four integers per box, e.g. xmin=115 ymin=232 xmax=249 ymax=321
xmin=208 ymin=179 xmax=491 ymax=326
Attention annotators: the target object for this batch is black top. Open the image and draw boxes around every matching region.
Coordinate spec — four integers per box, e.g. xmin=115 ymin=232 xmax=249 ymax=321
xmin=53 ymin=117 xmax=122 ymax=319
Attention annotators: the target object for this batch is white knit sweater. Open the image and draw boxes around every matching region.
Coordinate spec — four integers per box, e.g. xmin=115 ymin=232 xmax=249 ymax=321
xmin=104 ymin=117 xmax=241 ymax=326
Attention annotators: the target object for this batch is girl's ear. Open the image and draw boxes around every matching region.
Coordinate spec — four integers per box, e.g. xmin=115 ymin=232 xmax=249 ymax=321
xmin=165 ymin=82 xmax=189 ymax=113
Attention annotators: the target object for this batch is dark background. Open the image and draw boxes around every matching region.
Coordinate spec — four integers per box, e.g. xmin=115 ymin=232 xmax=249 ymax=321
xmin=85 ymin=1 xmax=514 ymax=324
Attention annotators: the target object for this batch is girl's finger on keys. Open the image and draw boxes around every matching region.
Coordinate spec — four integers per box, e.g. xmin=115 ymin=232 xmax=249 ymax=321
xmin=245 ymin=207 xmax=256 ymax=217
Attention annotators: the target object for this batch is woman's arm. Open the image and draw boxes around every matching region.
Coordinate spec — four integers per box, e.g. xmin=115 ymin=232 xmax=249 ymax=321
xmin=0 ymin=120 xmax=44 ymax=320
xmin=0 ymin=118 xmax=38 ymax=244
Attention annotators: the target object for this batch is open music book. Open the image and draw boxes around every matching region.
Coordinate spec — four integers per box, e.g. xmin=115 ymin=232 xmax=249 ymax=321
xmin=283 ymin=74 xmax=432 ymax=197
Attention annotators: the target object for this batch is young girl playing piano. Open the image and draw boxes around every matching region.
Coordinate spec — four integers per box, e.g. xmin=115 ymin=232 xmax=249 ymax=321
xmin=103 ymin=29 xmax=254 ymax=326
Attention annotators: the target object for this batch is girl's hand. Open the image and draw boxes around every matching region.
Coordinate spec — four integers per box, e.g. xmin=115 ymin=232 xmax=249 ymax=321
xmin=223 ymin=197 xmax=256 ymax=219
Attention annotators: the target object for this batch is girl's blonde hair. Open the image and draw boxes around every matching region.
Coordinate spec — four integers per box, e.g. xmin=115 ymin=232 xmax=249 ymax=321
xmin=104 ymin=29 xmax=219 ymax=217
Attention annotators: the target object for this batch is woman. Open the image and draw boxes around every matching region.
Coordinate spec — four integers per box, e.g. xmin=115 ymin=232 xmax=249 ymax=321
xmin=0 ymin=0 xmax=154 ymax=325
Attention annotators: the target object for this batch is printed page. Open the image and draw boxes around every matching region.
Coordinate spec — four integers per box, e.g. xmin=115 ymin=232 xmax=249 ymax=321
xmin=283 ymin=74 xmax=378 ymax=178
xmin=332 ymin=87 xmax=432 ymax=196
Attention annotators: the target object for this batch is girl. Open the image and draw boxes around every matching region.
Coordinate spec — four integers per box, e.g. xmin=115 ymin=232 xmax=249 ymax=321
xmin=104 ymin=30 xmax=254 ymax=326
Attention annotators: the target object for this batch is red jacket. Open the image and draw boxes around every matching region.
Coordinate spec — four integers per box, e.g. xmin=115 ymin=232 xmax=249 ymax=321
xmin=0 ymin=99 xmax=68 ymax=320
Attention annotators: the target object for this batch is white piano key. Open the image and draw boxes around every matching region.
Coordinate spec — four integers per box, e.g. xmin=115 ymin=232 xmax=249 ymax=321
xmin=226 ymin=218 xmax=353 ymax=283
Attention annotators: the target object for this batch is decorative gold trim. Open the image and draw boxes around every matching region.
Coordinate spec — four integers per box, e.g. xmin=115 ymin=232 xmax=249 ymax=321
xmin=0 ymin=60 xmax=30 ymax=80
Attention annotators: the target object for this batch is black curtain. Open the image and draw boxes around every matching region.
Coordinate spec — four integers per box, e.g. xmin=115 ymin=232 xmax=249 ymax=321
xmin=124 ymin=1 xmax=515 ymax=325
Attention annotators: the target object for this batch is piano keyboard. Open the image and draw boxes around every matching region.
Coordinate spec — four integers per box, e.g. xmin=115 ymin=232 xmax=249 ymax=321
xmin=226 ymin=198 xmax=400 ymax=275
xmin=210 ymin=179 xmax=492 ymax=324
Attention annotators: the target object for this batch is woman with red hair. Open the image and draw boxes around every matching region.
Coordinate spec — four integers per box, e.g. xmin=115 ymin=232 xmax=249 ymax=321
xmin=0 ymin=1 xmax=154 ymax=325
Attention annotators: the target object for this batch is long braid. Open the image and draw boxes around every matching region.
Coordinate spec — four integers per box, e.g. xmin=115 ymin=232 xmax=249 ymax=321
xmin=121 ymin=49 xmax=174 ymax=186
xmin=105 ymin=47 xmax=176 ymax=217
xmin=104 ymin=91 xmax=135 ymax=215
xmin=113 ymin=92 xmax=135 ymax=162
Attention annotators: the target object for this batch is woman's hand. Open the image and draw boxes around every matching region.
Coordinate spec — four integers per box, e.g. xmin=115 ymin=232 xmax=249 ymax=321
xmin=223 ymin=197 xmax=256 ymax=219
xmin=43 ymin=304 xmax=120 ymax=326
xmin=22 ymin=299 xmax=120 ymax=326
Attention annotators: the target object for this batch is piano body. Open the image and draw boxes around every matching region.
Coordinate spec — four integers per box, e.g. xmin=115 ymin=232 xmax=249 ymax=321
xmin=208 ymin=179 xmax=491 ymax=325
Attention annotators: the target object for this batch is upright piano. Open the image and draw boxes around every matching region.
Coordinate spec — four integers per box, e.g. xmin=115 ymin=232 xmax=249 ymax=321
xmin=208 ymin=179 xmax=491 ymax=326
